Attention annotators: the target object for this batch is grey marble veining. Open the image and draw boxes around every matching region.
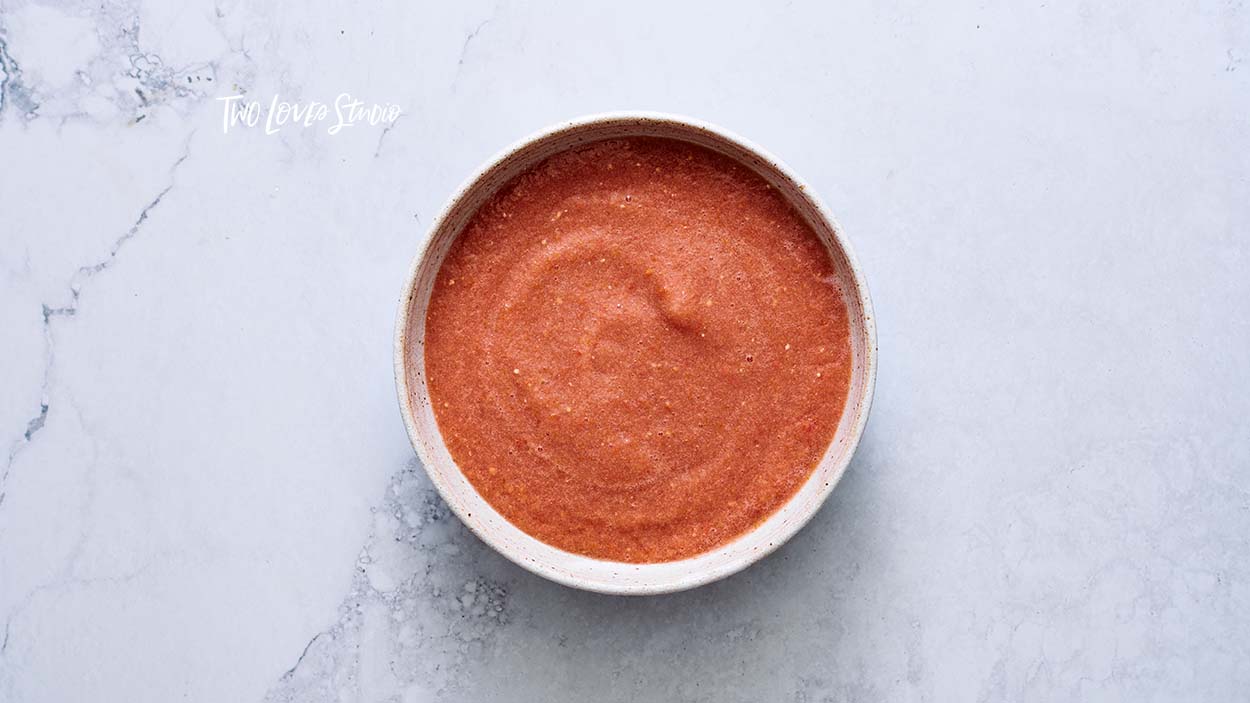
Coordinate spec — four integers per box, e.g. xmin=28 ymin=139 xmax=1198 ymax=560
xmin=0 ymin=1 xmax=1247 ymax=701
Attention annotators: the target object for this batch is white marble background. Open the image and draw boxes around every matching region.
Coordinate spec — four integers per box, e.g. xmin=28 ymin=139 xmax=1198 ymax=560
xmin=1 ymin=1 xmax=1247 ymax=701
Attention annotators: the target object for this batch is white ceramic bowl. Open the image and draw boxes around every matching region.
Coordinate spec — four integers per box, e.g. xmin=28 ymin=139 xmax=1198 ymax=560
xmin=395 ymin=112 xmax=876 ymax=595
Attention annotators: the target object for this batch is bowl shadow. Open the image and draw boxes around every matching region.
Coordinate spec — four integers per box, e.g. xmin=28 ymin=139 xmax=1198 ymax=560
xmin=428 ymin=418 xmax=887 ymax=701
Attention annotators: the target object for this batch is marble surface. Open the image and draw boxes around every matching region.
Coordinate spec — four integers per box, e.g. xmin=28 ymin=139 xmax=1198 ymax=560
xmin=1 ymin=1 xmax=1247 ymax=701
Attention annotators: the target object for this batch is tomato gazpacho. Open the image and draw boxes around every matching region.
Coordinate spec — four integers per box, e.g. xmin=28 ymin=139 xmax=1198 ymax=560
xmin=423 ymin=137 xmax=852 ymax=563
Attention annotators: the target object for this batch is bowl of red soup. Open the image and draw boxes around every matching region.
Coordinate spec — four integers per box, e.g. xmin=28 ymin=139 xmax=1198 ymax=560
xmin=395 ymin=113 xmax=876 ymax=594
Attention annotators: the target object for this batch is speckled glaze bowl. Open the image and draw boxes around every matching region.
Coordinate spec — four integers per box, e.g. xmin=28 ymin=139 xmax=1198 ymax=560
xmin=395 ymin=112 xmax=876 ymax=595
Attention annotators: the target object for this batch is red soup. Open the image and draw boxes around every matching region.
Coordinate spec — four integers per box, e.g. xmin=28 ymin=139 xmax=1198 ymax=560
xmin=424 ymin=137 xmax=852 ymax=563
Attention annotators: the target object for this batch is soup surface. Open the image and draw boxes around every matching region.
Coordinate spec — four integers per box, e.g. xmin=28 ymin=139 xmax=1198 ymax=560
xmin=423 ymin=137 xmax=851 ymax=562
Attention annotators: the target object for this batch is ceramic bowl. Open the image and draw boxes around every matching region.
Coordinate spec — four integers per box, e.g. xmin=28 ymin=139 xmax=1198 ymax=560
xmin=394 ymin=112 xmax=876 ymax=595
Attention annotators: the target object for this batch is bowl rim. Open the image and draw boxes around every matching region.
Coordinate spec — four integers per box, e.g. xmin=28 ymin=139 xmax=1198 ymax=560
xmin=394 ymin=111 xmax=877 ymax=595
